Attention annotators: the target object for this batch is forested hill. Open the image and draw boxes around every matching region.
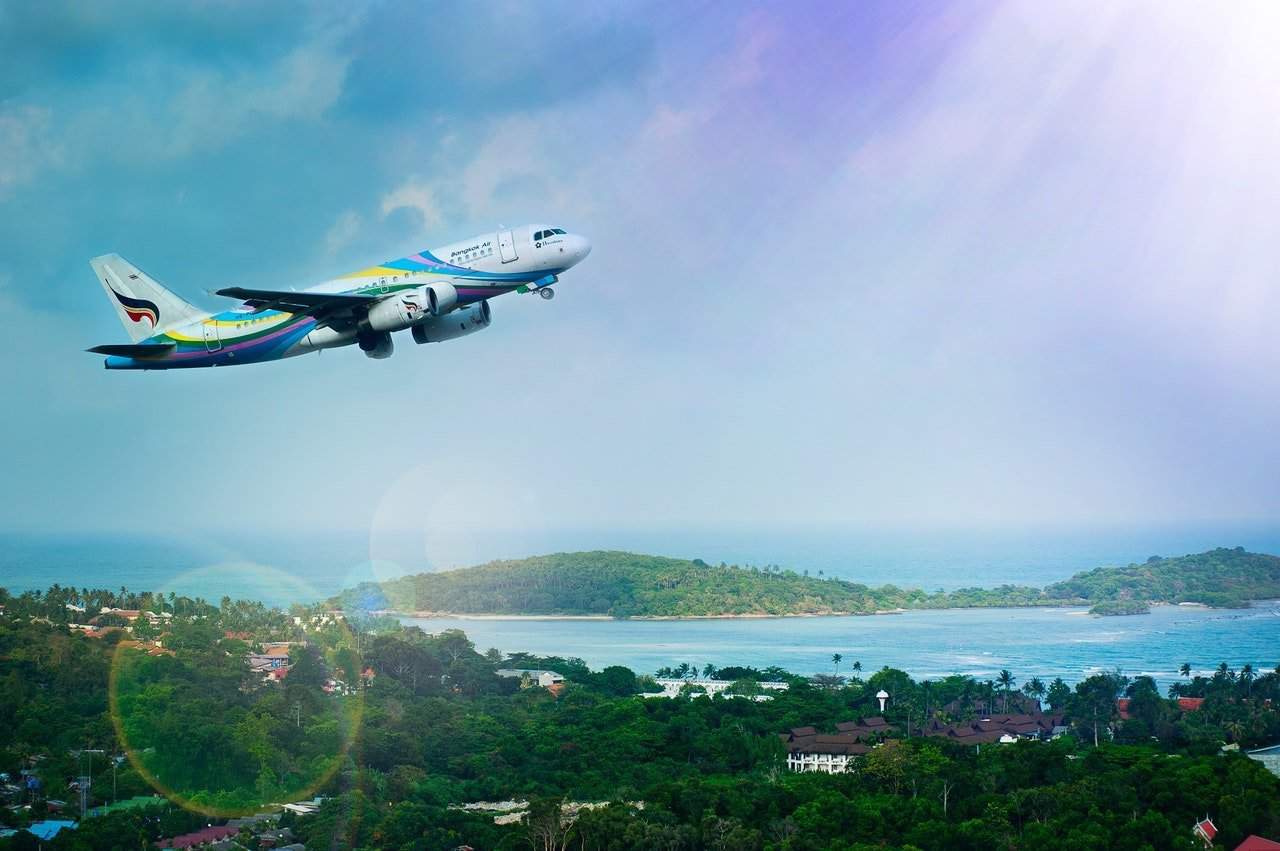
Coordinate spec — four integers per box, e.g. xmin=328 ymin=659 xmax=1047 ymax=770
xmin=1043 ymin=546 xmax=1280 ymax=610
xmin=336 ymin=547 xmax=1280 ymax=617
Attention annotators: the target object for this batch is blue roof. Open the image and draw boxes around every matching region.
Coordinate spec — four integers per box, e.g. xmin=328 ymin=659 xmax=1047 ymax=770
xmin=27 ymin=820 xmax=77 ymax=840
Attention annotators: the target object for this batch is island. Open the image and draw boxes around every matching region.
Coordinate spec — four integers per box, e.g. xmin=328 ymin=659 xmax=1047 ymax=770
xmin=335 ymin=546 xmax=1280 ymax=618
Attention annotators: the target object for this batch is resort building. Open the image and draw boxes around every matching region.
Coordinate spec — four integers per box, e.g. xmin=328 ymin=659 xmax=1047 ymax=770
xmin=495 ymin=669 xmax=566 ymax=689
xmin=645 ymin=678 xmax=789 ymax=699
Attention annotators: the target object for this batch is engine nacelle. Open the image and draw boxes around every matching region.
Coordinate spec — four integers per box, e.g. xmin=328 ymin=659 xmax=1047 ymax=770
xmin=425 ymin=282 xmax=458 ymax=316
xmin=365 ymin=288 xmax=427 ymax=333
xmin=359 ymin=331 xmax=394 ymax=359
xmin=411 ymin=300 xmax=491 ymax=344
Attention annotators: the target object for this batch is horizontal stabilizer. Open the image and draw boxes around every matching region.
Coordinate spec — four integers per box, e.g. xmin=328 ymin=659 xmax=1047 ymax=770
xmin=86 ymin=343 xmax=176 ymax=357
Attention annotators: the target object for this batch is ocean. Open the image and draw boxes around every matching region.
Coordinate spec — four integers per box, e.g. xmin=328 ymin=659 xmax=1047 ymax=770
xmin=3 ymin=526 xmax=1278 ymax=685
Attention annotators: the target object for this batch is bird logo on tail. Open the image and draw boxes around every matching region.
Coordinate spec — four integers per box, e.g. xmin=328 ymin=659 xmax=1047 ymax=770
xmin=110 ymin=287 xmax=159 ymax=327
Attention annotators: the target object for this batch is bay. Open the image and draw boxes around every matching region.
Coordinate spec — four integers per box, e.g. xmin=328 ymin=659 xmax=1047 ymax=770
xmin=402 ymin=603 xmax=1280 ymax=688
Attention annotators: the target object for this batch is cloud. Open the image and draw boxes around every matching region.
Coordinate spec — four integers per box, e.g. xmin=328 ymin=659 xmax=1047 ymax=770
xmin=379 ymin=179 xmax=443 ymax=234
xmin=324 ymin=210 xmax=363 ymax=256
xmin=0 ymin=105 xmax=62 ymax=194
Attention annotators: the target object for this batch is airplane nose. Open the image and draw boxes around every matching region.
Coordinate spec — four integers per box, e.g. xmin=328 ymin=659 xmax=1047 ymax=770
xmin=575 ymin=235 xmax=592 ymax=262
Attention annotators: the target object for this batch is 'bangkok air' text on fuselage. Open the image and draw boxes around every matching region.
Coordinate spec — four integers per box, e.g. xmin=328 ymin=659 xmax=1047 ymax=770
xmin=86 ymin=223 xmax=591 ymax=369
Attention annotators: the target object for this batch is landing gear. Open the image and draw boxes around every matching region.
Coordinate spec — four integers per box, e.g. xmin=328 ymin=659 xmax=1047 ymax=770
xmin=539 ymin=287 xmax=555 ymax=300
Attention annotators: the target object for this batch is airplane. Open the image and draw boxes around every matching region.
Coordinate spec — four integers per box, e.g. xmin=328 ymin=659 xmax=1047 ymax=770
xmin=86 ymin=224 xmax=591 ymax=369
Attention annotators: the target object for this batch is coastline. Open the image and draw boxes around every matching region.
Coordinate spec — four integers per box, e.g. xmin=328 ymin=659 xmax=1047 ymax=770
xmin=386 ymin=598 xmax=1280 ymax=622
xmin=391 ymin=604 xmax=1090 ymax=622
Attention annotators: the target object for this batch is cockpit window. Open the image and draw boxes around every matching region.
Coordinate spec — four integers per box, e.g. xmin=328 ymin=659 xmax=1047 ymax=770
xmin=534 ymin=230 xmax=545 ymax=241
xmin=552 ymin=228 xmax=566 ymax=235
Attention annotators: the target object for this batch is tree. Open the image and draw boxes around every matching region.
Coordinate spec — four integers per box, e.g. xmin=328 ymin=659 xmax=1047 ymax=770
xmin=1180 ymin=662 xmax=1192 ymax=679
xmin=997 ymin=669 xmax=1016 ymax=713
xmin=1023 ymin=677 xmax=1046 ymax=708
xmin=524 ymin=797 xmax=573 ymax=851
xmin=1241 ymin=663 xmax=1255 ymax=696
xmin=832 ymin=653 xmax=842 ymax=678
xmin=702 ymin=662 xmax=717 ymax=679
xmin=1046 ymin=678 xmax=1071 ymax=711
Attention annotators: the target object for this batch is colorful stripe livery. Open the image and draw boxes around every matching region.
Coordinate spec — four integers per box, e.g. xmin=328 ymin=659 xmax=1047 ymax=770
xmin=91 ymin=223 xmax=592 ymax=370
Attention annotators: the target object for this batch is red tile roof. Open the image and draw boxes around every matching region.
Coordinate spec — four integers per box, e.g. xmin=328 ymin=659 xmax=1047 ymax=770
xmin=1196 ymin=818 xmax=1218 ymax=842
xmin=1178 ymin=697 xmax=1206 ymax=711
xmin=1235 ymin=836 xmax=1280 ymax=851
xmin=158 ymin=825 xmax=239 ymax=848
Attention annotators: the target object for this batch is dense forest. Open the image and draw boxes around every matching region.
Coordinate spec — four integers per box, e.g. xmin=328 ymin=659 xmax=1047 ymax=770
xmin=4 ymin=586 xmax=1280 ymax=849
xmin=2 ymin=585 xmax=1280 ymax=850
xmin=336 ymin=547 xmax=1280 ymax=617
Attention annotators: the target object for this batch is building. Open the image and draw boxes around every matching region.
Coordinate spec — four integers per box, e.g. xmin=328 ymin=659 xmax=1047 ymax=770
xmin=645 ymin=678 xmax=789 ymax=699
xmin=780 ymin=721 xmax=889 ymax=773
xmin=156 ymin=825 xmax=240 ymax=849
xmin=1246 ymin=743 xmax=1280 ymax=779
xmin=495 ymin=669 xmax=566 ymax=689
xmin=773 ymin=721 xmax=875 ymax=767
xmin=1235 ymin=836 xmax=1280 ymax=850
xmin=0 ymin=820 xmax=77 ymax=842
xmin=1194 ymin=817 xmax=1219 ymax=848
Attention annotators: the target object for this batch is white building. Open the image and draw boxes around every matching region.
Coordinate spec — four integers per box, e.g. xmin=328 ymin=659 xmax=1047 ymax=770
xmin=645 ymin=679 xmax=789 ymax=699
xmin=495 ymin=668 xmax=565 ymax=688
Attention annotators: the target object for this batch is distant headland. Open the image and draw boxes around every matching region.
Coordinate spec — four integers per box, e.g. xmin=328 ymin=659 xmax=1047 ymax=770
xmin=334 ymin=546 xmax=1280 ymax=618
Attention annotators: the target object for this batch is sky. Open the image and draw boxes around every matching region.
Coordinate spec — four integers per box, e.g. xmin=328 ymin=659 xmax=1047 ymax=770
xmin=1 ymin=1 xmax=1279 ymax=571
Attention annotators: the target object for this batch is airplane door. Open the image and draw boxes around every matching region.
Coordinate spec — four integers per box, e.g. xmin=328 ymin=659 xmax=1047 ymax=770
xmin=203 ymin=321 xmax=221 ymax=352
xmin=498 ymin=229 xmax=518 ymax=263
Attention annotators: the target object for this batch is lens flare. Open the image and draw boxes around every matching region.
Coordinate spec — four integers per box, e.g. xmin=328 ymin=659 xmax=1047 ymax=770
xmin=107 ymin=562 xmax=365 ymax=818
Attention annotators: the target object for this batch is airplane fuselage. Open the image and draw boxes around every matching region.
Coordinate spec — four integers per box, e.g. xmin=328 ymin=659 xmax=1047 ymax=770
xmin=96 ymin=223 xmax=590 ymax=369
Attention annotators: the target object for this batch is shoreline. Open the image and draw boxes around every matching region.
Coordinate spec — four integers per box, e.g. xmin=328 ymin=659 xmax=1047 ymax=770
xmin=391 ymin=604 xmax=1088 ymax=621
xmin=388 ymin=598 xmax=1280 ymax=622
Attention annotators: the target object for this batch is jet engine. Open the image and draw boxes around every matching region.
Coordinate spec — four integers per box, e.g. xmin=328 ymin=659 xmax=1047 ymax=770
xmin=365 ymin=288 xmax=427 ymax=333
xmin=425 ymin=282 xmax=458 ymax=316
xmin=411 ymin=300 xmax=491 ymax=344
xmin=359 ymin=330 xmax=394 ymax=359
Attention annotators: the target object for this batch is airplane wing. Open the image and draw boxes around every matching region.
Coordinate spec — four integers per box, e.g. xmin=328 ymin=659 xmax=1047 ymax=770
xmin=214 ymin=287 xmax=379 ymax=321
xmin=86 ymin=343 xmax=176 ymax=357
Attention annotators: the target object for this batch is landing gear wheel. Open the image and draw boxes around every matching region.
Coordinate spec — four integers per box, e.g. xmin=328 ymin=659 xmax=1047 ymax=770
xmin=539 ymin=287 xmax=555 ymax=300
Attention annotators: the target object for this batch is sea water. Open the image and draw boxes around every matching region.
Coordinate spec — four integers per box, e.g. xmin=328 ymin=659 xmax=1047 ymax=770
xmin=3 ymin=528 xmax=1278 ymax=686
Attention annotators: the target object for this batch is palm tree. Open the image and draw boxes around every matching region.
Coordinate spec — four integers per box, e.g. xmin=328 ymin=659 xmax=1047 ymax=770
xmin=852 ymin=660 xmax=862 ymax=676
xmin=702 ymin=663 xmax=717 ymax=680
xmin=1240 ymin=663 xmax=1255 ymax=696
xmin=997 ymin=670 xmax=1016 ymax=713
xmin=1179 ymin=662 xmax=1192 ymax=679
xmin=832 ymin=653 xmax=843 ymax=678
xmin=1023 ymin=677 xmax=1046 ymax=709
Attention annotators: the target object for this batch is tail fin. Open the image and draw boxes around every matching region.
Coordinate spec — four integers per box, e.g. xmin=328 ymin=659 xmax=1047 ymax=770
xmin=90 ymin=254 xmax=205 ymax=342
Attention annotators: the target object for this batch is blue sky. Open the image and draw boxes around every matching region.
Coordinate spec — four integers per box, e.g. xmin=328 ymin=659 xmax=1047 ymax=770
xmin=1 ymin=1 xmax=1278 ymax=568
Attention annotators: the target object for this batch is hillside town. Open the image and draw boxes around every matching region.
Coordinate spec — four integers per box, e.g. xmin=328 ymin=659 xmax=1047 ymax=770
xmin=2 ymin=585 xmax=1279 ymax=849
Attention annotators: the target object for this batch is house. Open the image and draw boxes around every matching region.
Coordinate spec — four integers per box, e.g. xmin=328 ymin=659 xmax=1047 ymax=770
xmin=644 ymin=678 xmax=789 ymax=699
xmin=156 ymin=825 xmax=240 ymax=849
xmin=1178 ymin=697 xmax=1206 ymax=712
xmin=780 ymin=726 xmax=873 ymax=773
xmin=495 ymin=669 xmax=567 ymax=689
xmin=1194 ymin=817 xmax=1218 ymax=847
xmin=1235 ymin=836 xmax=1280 ymax=850
xmin=1246 ymin=743 xmax=1280 ymax=779
xmin=2 ymin=820 xmax=77 ymax=842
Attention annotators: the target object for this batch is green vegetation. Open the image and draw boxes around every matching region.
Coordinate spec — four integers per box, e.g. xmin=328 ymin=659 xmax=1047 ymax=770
xmin=335 ymin=546 xmax=1280 ymax=618
xmin=1046 ymin=547 xmax=1280 ymax=610
xmin=3 ymin=585 xmax=1280 ymax=850
xmin=1088 ymin=600 xmax=1151 ymax=616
